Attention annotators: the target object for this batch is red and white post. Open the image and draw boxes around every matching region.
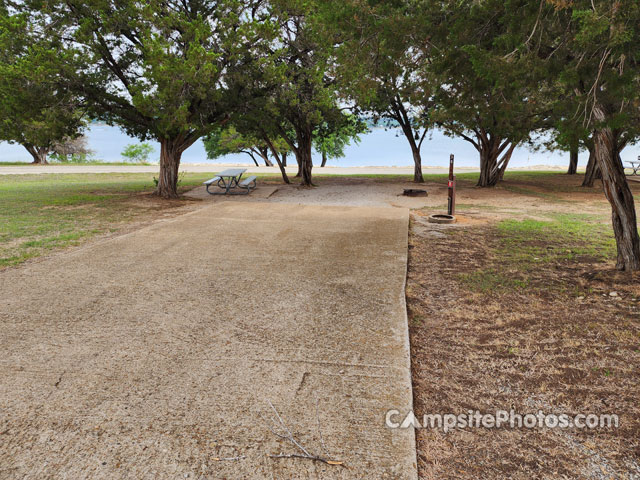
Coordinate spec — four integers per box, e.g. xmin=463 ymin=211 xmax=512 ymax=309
xmin=447 ymin=154 xmax=456 ymax=216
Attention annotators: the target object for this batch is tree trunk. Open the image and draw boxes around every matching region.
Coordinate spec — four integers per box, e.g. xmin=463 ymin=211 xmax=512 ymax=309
xmin=477 ymin=149 xmax=493 ymax=187
xmin=582 ymin=145 xmax=601 ymax=187
xmin=296 ymin=126 xmax=314 ymax=186
xmin=24 ymin=145 xmax=49 ymax=164
xmin=243 ymin=151 xmax=259 ymax=166
xmin=156 ymin=138 xmax=183 ymax=199
xmin=321 ymin=150 xmax=327 ymax=167
xmin=567 ymin=140 xmax=578 ymax=175
xmin=262 ymin=135 xmax=290 ymax=184
xmin=257 ymin=147 xmax=273 ymax=167
xmin=592 ymin=109 xmax=640 ymax=270
xmin=394 ymin=109 xmax=424 ymax=182
xmin=390 ymin=95 xmax=426 ymax=183
xmin=476 ymin=140 xmax=515 ymax=187
xmin=497 ymin=144 xmax=516 ymax=182
xmin=411 ymin=147 xmax=424 ymax=183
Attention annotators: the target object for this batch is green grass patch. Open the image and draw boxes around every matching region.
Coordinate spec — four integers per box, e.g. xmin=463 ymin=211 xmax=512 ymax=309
xmin=460 ymin=213 xmax=617 ymax=294
xmin=0 ymin=172 xmax=218 ymax=268
xmin=497 ymin=213 xmax=616 ymax=264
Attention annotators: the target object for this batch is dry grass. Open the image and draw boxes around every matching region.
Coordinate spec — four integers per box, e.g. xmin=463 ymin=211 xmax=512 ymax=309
xmin=408 ymin=173 xmax=640 ymax=479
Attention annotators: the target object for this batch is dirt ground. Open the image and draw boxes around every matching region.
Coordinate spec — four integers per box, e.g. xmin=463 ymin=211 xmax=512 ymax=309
xmin=406 ymin=174 xmax=640 ymax=479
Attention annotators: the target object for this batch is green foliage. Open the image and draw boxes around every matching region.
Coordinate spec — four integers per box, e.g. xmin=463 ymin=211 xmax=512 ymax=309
xmin=314 ymin=114 xmax=368 ymax=161
xmin=121 ymin=143 xmax=155 ymax=164
xmin=543 ymin=0 xmax=640 ymax=142
xmin=249 ymin=0 xmax=348 ymax=183
xmin=427 ymin=0 xmax=551 ymax=148
xmin=26 ymin=0 xmax=281 ymax=195
xmin=0 ymin=8 xmax=85 ymax=158
xmin=43 ymin=0 xmax=276 ymax=143
xmin=203 ymin=124 xmax=290 ymax=167
xmin=324 ymin=0 xmax=431 ymax=162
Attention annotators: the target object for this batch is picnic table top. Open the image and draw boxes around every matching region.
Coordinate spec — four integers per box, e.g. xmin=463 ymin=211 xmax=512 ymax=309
xmin=217 ymin=168 xmax=246 ymax=177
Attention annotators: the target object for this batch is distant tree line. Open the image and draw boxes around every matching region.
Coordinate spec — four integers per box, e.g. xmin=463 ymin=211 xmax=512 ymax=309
xmin=2 ymin=0 xmax=640 ymax=269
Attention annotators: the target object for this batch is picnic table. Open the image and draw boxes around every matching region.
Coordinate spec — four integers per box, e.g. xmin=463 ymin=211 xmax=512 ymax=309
xmin=624 ymin=159 xmax=640 ymax=176
xmin=203 ymin=168 xmax=257 ymax=195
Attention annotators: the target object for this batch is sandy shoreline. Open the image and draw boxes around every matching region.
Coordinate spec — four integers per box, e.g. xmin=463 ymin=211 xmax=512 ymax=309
xmin=0 ymin=163 xmax=569 ymax=175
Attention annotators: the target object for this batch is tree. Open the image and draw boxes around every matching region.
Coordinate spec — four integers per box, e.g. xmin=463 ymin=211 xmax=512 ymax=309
xmin=568 ymin=144 xmax=579 ymax=175
xmin=325 ymin=0 xmax=432 ymax=182
xmin=260 ymin=0 xmax=345 ymax=186
xmin=0 ymin=7 xmax=85 ymax=164
xmin=314 ymin=114 xmax=367 ymax=167
xmin=203 ymin=126 xmax=278 ymax=167
xmin=427 ymin=0 xmax=551 ymax=187
xmin=40 ymin=0 xmax=275 ymax=198
xmin=121 ymin=143 xmax=154 ymax=164
xmin=52 ymin=135 xmax=94 ymax=163
xmin=543 ymin=0 xmax=640 ymax=271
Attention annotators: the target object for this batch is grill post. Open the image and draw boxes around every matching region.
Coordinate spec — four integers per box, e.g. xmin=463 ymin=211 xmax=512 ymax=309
xmin=447 ymin=154 xmax=456 ymax=216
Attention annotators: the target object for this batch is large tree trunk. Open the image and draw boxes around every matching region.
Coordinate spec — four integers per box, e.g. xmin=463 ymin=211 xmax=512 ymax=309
xmin=296 ymin=126 xmax=314 ymax=186
xmin=582 ymin=145 xmax=601 ymax=187
xmin=24 ymin=145 xmax=49 ymax=164
xmin=411 ymin=147 xmax=424 ymax=183
xmin=567 ymin=140 xmax=579 ymax=175
xmin=321 ymin=150 xmax=327 ymax=167
xmin=282 ymin=152 xmax=287 ymax=167
xmin=156 ymin=138 xmax=183 ymax=199
xmin=397 ymin=130 xmax=424 ymax=182
xmin=475 ymin=137 xmax=515 ymax=187
xmin=592 ymin=108 xmax=640 ymax=270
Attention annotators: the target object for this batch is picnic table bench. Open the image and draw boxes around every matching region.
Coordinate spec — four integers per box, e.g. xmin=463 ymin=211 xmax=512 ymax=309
xmin=204 ymin=168 xmax=257 ymax=195
xmin=624 ymin=159 xmax=640 ymax=176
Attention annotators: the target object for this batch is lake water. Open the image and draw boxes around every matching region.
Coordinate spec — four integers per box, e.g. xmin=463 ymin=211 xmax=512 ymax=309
xmin=2 ymin=124 xmax=637 ymax=168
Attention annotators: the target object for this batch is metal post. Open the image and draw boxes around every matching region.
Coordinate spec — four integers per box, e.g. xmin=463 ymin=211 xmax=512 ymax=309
xmin=447 ymin=154 xmax=456 ymax=216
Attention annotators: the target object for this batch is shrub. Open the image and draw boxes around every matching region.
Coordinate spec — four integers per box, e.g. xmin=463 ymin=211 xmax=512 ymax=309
xmin=122 ymin=143 xmax=155 ymax=164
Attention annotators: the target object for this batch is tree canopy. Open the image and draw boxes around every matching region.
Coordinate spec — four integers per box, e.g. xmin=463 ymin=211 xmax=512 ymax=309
xmin=256 ymin=0 xmax=346 ymax=186
xmin=0 ymin=7 xmax=85 ymax=164
xmin=327 ymin=0 xmax=432 ymax=182
xmin=425 ymin=0 xmax=553 ymax=186
xmin=36 ymin=0 xmax=277 ymax=197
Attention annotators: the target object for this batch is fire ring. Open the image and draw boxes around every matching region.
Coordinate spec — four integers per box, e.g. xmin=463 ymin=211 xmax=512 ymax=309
xmin=428 ymin=214 xmax=457 ymax=224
